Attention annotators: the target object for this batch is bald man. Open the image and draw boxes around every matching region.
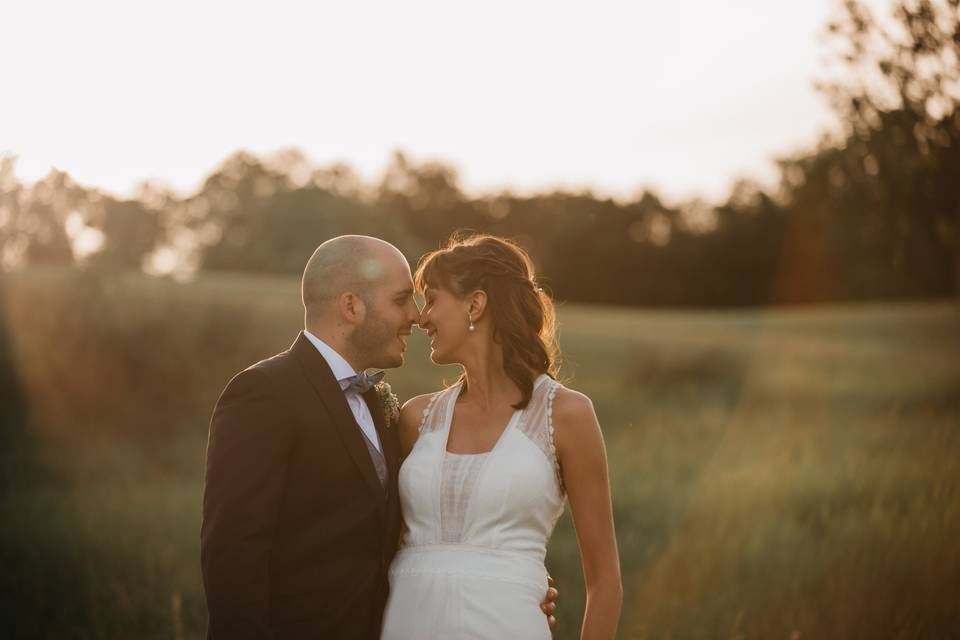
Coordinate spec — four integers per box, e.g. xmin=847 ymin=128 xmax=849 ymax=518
xmin=201 ymin=236 xmax=419 ymax=639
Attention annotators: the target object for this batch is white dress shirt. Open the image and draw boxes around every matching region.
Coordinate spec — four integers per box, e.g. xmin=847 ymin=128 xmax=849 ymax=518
xmin=303 ymin=330 xmax=382 ymax=453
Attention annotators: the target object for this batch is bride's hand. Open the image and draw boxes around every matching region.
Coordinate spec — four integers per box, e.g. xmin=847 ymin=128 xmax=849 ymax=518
xmin=540 ymin=574 xmax=559 ymax=629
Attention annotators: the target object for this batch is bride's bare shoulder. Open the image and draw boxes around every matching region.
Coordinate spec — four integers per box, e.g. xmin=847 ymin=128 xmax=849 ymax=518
xmin=549 ymin=385 xmax=602 ymax=453
xmin=550 ymin=385 xmax=595 ymax=420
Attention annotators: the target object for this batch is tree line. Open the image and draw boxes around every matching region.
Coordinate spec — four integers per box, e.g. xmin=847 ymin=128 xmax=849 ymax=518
xmin=1 ymin=0 xmax=957 ymax=306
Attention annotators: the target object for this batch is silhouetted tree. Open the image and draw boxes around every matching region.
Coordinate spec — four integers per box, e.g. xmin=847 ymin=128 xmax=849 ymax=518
xmin=2 ymin=0 xmax=957 ymax=307
xmin=377 ymin=152 xmax=488 ymax=251
xmin=0 ymin=163 xmax=79 ymax=268
xmin=86 ymin=198 xmax=164 ymax=271
xmin=818 ymin=0 xmax=960 ymax=296
xmin=192 ymin=151 xmax=421 ymax=273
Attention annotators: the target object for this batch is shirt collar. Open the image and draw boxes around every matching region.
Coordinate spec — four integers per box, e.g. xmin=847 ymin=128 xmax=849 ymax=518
xmin=303 ymin=330 xmax=358 ymax=385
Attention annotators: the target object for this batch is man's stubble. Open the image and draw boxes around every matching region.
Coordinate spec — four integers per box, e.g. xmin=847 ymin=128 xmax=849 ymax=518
xmin=348 ymin=304 xmax=402 ymax=371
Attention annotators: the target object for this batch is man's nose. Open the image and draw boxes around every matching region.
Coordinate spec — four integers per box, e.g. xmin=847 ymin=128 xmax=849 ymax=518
xmin=408 ymin=305 xmax=422 ymax=325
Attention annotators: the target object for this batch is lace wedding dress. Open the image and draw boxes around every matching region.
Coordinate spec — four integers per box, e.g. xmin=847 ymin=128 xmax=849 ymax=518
xmin=381 ymin=374 xmax=566 ymax=639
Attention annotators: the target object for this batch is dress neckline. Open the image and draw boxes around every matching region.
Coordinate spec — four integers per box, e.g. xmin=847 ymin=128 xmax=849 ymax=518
xmin=441 ymin=373 xmax=549 ymax=456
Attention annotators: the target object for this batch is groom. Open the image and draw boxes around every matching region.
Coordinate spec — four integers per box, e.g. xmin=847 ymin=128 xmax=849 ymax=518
xmin=201 ymin=236 xmax=556 ymax=639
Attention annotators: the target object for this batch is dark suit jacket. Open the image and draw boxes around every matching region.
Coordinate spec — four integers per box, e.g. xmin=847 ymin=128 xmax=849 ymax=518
xmin=201 ymin=332 xmax=402 ymax=640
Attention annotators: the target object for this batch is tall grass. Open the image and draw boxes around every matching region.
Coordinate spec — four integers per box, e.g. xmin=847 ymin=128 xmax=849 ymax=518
xmin=2 ymin=268 xmax=959 ymax=639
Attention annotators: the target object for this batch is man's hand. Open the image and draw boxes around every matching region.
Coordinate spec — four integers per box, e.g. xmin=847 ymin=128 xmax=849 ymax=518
xmin=540 ymin=575 xmax=559 ymax=629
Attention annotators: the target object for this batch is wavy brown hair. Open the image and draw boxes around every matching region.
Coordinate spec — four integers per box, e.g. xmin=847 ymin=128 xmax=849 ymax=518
xmin=415 ymin=233 xmax=560 ymax=409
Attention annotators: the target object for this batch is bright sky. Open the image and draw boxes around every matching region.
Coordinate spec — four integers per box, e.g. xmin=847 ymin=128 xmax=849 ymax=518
xmin=1 ymin=0 xmax=892 ymax=204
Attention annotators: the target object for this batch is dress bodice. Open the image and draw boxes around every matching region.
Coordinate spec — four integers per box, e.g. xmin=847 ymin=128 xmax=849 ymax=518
xmin=398 ymin=374 xmax=566 ymax=561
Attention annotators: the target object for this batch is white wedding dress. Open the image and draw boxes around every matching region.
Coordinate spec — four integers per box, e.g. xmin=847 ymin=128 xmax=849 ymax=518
xmin=381 ymin=373 xmax=566 ymax=639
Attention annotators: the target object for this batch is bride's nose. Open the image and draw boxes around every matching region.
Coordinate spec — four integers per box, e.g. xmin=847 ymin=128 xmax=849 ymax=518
xmin=418 ymin=314 xmax=437 ymax=332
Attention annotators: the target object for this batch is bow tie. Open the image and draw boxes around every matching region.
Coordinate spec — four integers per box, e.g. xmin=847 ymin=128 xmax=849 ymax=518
xmin=340 ymin=370 xmax=385 ymax=394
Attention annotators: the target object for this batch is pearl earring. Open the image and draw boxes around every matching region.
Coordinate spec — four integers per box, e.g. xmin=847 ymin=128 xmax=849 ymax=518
xmin=468 ymin=314 xmax=476 ymax=332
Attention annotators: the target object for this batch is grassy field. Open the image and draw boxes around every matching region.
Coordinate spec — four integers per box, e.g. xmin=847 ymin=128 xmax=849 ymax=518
xmin=2 ymin=268 xmax=959 ymax=639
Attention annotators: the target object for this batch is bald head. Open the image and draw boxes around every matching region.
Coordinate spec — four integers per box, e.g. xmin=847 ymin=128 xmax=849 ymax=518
xmin=301 ymin=235 xmax=409 ymax=321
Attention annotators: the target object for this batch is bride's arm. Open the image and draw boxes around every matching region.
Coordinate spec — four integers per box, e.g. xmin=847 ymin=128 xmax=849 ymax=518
xmin=553 ymin=388 xmax=623 ymax=640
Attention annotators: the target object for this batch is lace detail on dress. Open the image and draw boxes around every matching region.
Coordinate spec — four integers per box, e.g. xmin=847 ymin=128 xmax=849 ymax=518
xmin=415 ymin=374 xmax=564 ymax=548
xmin=440 ymin=452 xmax=489 ymax=542
xmin=418 ymin=389 xmax=447 ymax=433
xmin=545 ymin=381 xmax=563 ymax=493
xmin=385 ymin=372 xmax=569 ymax=639
xmin=515 ymin=377 xmax=565 ymax=494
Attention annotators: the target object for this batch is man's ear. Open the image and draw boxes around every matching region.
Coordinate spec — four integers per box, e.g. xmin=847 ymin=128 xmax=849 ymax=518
xmin=338 ymin=291 xmax=367 ymax=325
xmin=468 ymin=290 xmax=487 ymax=322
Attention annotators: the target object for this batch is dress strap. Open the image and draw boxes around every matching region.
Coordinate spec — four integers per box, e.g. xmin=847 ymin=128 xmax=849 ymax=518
xmin=418 ymin=382 xmax=462 ymax=434
xmin=544 ymin=379 xmax=564 ymax=493
xmin=514 ymin=374 xmax=565 ymax=495
xmin=417 ymin=388 xmax=447 ymax=434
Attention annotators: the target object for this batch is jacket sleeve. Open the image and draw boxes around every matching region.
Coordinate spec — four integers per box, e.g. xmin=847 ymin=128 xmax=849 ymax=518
xmin=201 ymin=367 xmax=291 ymax=639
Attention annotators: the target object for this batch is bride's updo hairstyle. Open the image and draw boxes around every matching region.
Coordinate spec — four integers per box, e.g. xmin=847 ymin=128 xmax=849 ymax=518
xmin=415 ymin=233 xmax=560 ymax=409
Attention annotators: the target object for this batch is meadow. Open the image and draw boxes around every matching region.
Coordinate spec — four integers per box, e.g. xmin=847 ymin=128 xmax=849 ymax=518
xmin=2 ymin=268 xmax=959 ymax=639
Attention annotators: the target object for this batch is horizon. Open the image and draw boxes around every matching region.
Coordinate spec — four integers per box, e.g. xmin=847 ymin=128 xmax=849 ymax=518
xmin=2 ymin=0 xmax=893 ymax=205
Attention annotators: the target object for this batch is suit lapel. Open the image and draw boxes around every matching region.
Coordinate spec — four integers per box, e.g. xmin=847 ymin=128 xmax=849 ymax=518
xmin=291 ymin=332 xmax=386 ymax=518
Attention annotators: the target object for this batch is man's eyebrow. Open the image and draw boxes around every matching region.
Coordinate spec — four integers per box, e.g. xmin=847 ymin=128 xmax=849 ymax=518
xmin=393 ymin=288 xmax=415 ymax=297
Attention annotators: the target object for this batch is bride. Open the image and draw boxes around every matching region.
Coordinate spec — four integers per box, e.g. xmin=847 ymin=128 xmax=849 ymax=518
xmin=381 ymin=234 xmax=622 ymax=639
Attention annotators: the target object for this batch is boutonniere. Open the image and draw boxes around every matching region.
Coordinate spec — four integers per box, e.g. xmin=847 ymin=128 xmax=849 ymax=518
xmin=374 ymin=380 xmax=400 ymax=428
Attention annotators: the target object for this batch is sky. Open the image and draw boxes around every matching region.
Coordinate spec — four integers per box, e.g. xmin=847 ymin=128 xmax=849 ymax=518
xmin=1 ymin=0 xmax=893 ymax=204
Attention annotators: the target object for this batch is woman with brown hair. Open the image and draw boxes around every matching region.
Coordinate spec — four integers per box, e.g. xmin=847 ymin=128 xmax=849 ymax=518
xmin=381 ymin=233 xmax=622 ymax=639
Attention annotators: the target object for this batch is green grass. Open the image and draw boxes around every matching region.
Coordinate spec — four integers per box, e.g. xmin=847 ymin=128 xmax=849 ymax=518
xmin=2 ymin=269 xmax=959 ymax=639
